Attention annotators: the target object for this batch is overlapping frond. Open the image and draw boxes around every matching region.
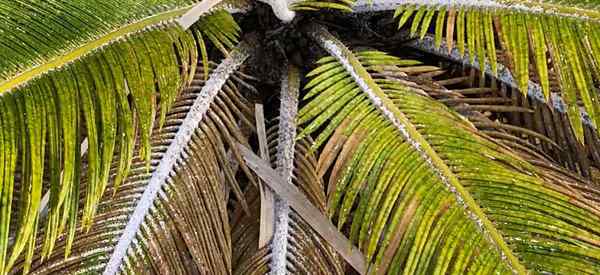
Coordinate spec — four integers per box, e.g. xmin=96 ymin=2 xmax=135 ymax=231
xmin=12 ymin=43 xmax=255 ymax=274
xmin=374 ymin=43 xmax=600 ymax=178
xmin=0 ymin=3 xmax=243 ymax=273
xmin=391 ymin=0 xmax=600 ymax=143
xmin=301 ymin=25 xmax=600 ymax=274
xmin=231 ymin=133 xmax=344 ymax=274
xmin=231 ymin=66 xmax=344 ymax=275
xmin=349 ymin=47 xmax=600 ymax=201
xmin=1 ymin=26 xmax=197 ymax=275
xmin=3 ymin=1 xmax=600 ymax=275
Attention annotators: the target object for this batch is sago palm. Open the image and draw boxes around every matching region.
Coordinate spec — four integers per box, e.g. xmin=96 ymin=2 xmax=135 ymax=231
xmin=1 ymin=0 xmax=600 ymax=274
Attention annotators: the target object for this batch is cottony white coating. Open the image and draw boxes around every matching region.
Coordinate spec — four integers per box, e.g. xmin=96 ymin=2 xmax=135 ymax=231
xmin=102 ymin=44 xmax=250 ymax=275
xmin=407 ymin=34 xmax=596 ymax=127
xmin=353 ymin=0 xmax=503 ymax=13
xmin=258 ymin=0 xmax=295 ymax=22
xmin=352 ymin=0 xmax=592 ymax=21
xmin=270 ymin=66 xmax=300 ymax=275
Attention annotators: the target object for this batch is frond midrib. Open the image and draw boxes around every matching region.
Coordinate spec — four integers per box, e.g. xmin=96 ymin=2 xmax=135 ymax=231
xmin=270 ymin=65 xmax=300 ymax=275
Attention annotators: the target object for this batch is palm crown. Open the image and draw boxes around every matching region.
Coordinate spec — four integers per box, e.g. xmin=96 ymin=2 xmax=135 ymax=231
xmin=1 ymin=0 xmax=600 ymax=274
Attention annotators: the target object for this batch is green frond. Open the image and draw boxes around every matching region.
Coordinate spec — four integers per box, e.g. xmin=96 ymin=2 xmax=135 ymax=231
xmin=2 ymin=26 xmax=196 ymax=274
xmin=290 ymin=0 xmax=354 ymax=13
xmin=14 ymin=51 xmax=254 ymax=274
xmin=1 ymin=0 xmax=188 ymax=92
xmin=302 ymin=25 xmax=600 ymax=274
xmin=3 ymin=1 xmax=600 ymax=274
xmin=364 ymin=46 xmax=600 ymax=199
xmin=0 ymin=2 xmax=242 ymax=273
xmin=392 ymin=1 xmax=600 ymax=143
